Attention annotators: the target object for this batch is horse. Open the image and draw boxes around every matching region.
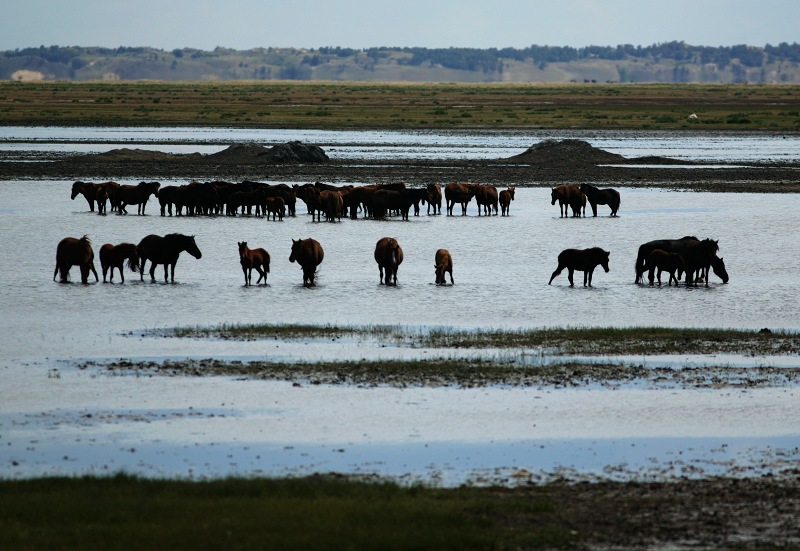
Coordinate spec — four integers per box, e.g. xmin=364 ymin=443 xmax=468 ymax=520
xmin=137 ymin=233 xmax=202 ymax=283
xmin=677 ymin=239 xmax=719 ymax=287
xmin=434 ymin=249 xmax=454 ymax=285
xmin=71 ymin=181 xmax=107 ymax=212
xmin=473 ymin=184 xmax=499 ymax=216
xmin=644 ymin=249 xmax=685 ymax=286
xmin=319 ymin=190 xmax=344 ymax=222
xmin=266 ymin=197 xmax=285 ymax=221
xmin=114 ymin=181 xmax=160 ymax=215
xmin=548 ymin=247 xmax=610 ymax=287
xmin=427 ymin=184 xmax=442 ymax=215
xmin=238 ymin=241 xmax=270 ymax=286
xmin=53 ymin=235 xmax=99 ymax=284
xmin=99 ymin=242 xmax=138 ymax=283
xmin=374 ymin=237 xmax=404 ymax=286
xmin=551 ymin=185 xmax=585 ymax=217
xmin=372 ymin=189 xmax=412 ymax=220
xmin=634 ymin=236 xmax=699 ymax=283
xmin=499 ymin=186 xmax=515 ymax=216
xmin=406 ymin=188 xmax=429 ymax=216
xmin=289 ymin=238 xmax=324 ymax=287
xmin=580 ymin=183 xmax=620 ymax=217
xmin=444 ymin=183 xmax=475 ymax=216
xmin=709 ymin=255 xmax=729 ymax=284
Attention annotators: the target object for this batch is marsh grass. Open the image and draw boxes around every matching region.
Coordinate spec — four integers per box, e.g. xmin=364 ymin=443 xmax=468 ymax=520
xmin=3 ymin=81 xmax=800 ymax=130
xmin=0 ymin=473 xmax=569 ymax=550
xmin=166 ymin=323 xmax=800 ymax=356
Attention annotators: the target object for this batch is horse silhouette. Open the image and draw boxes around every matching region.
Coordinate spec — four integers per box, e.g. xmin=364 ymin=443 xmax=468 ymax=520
xmin=114 ymin=181 xmax=160 ymax=215
xmin=137 ymin=233 xmax=202 ymax=283
xmin=99 ymin=242 xmax=138 ymax=283
xmin=499 ymin=186 xmax=515 ymax=216
xmin=238 ymin=241 xmax=270 ymax=286
xmin=677 ymin=238 xmax=719 ymax=287
xmin=644 ymin=249 xmax=685 ymax=286
xmin=580 ymin=183 xmax=620 ymax=217
xmin=635 ymin=236 xmax=698 ymax=283
xmin=548 ymin=247 xmax=610 ymax=287
xmin=54 ymin=235 xmax=99 ymax=284
xmin=375 ymin=237 xmax=404 ymax=286
xmin=434 ymin=249 xmax=454 ymax=285
xmin=444 ymin=183 xmax=475 ymax=216
xmin=289 ymin=238 xmax=324 ymax=287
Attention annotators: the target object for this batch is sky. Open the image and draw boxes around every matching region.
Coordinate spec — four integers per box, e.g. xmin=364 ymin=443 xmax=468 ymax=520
xmin=2 ymin=0 xmax=798 ymax=52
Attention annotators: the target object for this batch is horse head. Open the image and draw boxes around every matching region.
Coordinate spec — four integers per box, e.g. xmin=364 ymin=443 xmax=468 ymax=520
xmin=289 ymin=239 xmax=300 ymax=263
xmin=508 ymin=186 xmax=515 ymax=200
xmin=238 ymin=241 xmax=247 ymax=258
xmin=186 ymin=235 xmax=202 ymax=259
xmin=601 ymin=250 xmax=611 ymax=273
xmin=550 ymin=187 xmax=558 ymax=205
xmin=711 ymin=256 xmax=729 ymax=283
xmin=71 ymin=181 xmax=86 ymax=200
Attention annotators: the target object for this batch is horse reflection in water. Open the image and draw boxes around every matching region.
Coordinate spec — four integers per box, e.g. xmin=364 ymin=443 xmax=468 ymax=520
xmin=549 ymin=247 xmax=610 ymax=287
xmin=289 ymin=238 xmax=324 ymax=287
xmin=137 ymin=234 xmax=202 ymax=283
xmin=99 ymin=242 xmax=138 ymax=283
xmin=238 ymin=241 xmax=270 ymax=286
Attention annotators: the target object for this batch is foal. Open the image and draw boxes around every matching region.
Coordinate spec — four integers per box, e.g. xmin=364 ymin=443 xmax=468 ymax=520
xmin=238 ymin=241 xmax=270 ymax=286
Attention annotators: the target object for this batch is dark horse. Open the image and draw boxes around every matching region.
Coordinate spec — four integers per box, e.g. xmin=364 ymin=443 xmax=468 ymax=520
xmin=548 ymin=247 xmax=610 ymax=287
xmin=635 ymin=236 xmax=698 ymax=283
xmin=99 ymin=242 xmax=138 ymax=283
xmin=137 ymin=234 xmax=202 ymax=283
xmin=115 ymin=181 xmax=160 ymax=215
xmin=238 ymin=241 xmax=270 ymax=286
xmin=54 ymin=235 xmax=99 ymax=284
xmin=289 ymin=238 xmax=324 ymax=287
xmin=499 ymin=186 xmax=515 ymax=216
xmin=644 ymin=249 xmax=685 ymax=287
xmin=677 ymin=238 xmax=719 ymax=287
xmin=579 ymin=183 xmax=620 ymax=217
xmin=374 ymin=237 xmax=404 ymax=286
xmin=635 ymin=236 xmax=728 ymax=285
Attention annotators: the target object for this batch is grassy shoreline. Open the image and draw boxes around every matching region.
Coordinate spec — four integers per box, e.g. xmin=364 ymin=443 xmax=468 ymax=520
xmin=2 ymin=474 xmax=797 ymax=549
xmin=3 ymin=81 xmax=800 ymax=130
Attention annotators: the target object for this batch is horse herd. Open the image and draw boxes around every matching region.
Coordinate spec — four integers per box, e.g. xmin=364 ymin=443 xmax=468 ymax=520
xmin=61 ymin=179 xmax=727 ymax=288
xmin=70 ymin=180 xmax=519 ymax=220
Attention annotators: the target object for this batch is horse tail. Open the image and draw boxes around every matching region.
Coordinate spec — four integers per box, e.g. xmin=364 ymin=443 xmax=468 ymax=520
xmin=635 ymin=245 xmax=646 ymax=283
xmin=128 ymin=253 xmax=139 ymax=273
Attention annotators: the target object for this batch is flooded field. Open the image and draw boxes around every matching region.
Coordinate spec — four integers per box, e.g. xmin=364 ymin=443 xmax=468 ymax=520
xmin=1 ymin=129 xmax=799 ymax=484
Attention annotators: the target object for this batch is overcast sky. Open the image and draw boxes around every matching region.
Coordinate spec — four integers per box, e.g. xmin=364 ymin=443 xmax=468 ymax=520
xmin=2 ymin=0 xmax=797 ymax=52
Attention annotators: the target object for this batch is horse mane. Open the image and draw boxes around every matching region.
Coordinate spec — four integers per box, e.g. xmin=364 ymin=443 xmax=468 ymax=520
xmin=80 ymin=235 xmax=91 ymax=245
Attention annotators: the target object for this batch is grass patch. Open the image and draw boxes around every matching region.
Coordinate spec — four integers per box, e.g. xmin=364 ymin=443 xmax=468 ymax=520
xmin=0 ymin=473 xmax=569 ymax=550
xmin=164 ymin=324 xmax=800 ymax=357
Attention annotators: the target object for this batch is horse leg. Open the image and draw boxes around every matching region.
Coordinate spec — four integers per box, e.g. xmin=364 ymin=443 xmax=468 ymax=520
xmin=102 ymin=264 xmax=109 ymax=283
xmin=80 ymin=264 xmax=89 ymax=284
xmin=567 ymin=268 xmax=575 ymax=287
xmin=149 ymin=262 xmax=157 ymax=282
xmin=548 ymin=263 xmax=565 ymax=285
xmin=657 ymin=268 xmax=663 ymax=286
xmin=119 ymin=265 xmax=125 ymax=284
xmin=379 ymin=265 xmax=384 ymax=285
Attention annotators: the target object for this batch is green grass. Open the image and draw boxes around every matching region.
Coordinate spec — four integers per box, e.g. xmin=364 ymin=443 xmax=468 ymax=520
xmin=0 ymin=474 xmax=569 ymax=550
xmin=3 ymin=81 xmax=800 ymax=130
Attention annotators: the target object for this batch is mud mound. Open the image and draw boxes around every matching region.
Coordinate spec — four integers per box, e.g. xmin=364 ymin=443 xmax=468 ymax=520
xmin=509 ymin=139 xmax=626 ymax=165
xmin=70 ymin=141 xmax=329 ymax=165
xmin=209 ymin=141 xmax=329 ymax=163
xmin=74 ymin=148 xmax=197 ymax=162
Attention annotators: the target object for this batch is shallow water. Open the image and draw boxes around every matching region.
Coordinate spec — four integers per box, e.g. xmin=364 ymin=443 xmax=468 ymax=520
xmin=1 ymin=129 xmax=799 ymax=483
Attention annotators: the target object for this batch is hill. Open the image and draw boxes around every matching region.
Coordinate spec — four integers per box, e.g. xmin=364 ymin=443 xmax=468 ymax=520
xmin=3 ymin=42 xmax=800 ymax=83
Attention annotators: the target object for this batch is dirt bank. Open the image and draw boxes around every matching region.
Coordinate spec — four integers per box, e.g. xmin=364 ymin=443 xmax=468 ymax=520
xmin=1 ymin=138 xmax=799 ymax=192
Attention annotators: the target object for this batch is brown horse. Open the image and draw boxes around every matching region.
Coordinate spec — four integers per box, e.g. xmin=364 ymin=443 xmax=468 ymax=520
xmin=114 ymin=181 xmax=160 ymax=215
xmin=374 ymin=237 xmax=404 ymax=286
xmin=319 ymin=190 xmax=344 ymax=222
xmin=499 ymin=186 xmax=515 ymax=216
xmin=548 ymin=247 xmax=610 ymax=287
xmin=551 ymin=185 xmax=585 ymax=217
xmin=137 ymin=233 xmax=202 ymax=283
xmin=635 ymin=236 xmax=699 ymax=283
xmin=238 ymin=241 xmax=270 ymax=286
xmin=266 ymin=197 xmax=285 ymax=221
xmin=427 ymin=183 xmax=442 ymax=215
xmin=71 ymin=181 xmax=118 ymax=212
xmin=444 ymin=183 xmax=475 ymax=216
xmin=53 ymin=235 xmax=99 ymax=284
xmin=644 ymin=249 xmax=685 ymax=286
xmin=434 ymin=249 xmax=454 ymax=285
xmin=289 ymin=238 xmax=324 ymax=287
xmin=580 ymin=183 xmax=621 ymax=217
xmin=473 ymin=184 xmax=499 ymax=216
xmin=99 ymin=242 xmax=138 ymax=283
